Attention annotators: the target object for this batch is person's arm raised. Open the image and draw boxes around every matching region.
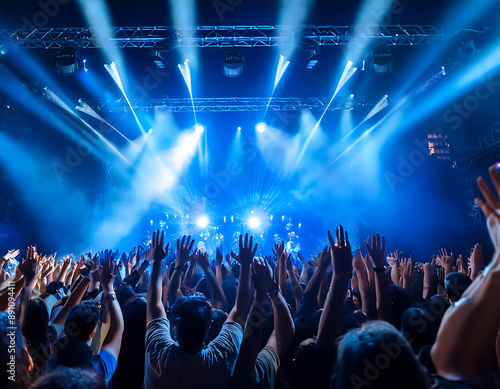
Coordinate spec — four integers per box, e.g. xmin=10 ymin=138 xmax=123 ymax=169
xmin=197 ymin=251 xmax=227 ymax=310
xmin=285 ymin=253 xmax=303 ymax=311
xmin=352 ymin=248 xmax=376 ymax=320
xmin=432 ymin=164 xmax=500 ymax=387
xmin=267 ymin=259 xmax=295 ymax=355
xmin=423 ymin=255 xmax=437 ymax=300
xmin=317 ymin=226 xmax=352 ymax=349
xmin=101 ymin=253 xmax=124 ymax=360
xmin=365 ymin=233 xmax=394 ymax=325
xmin=226 ymin=233 xmax=257 ymax=328
xmin=167 ymin=236 xmax=194 ymax=306
xmin=147 ymin=230 xmax=170 ymax=325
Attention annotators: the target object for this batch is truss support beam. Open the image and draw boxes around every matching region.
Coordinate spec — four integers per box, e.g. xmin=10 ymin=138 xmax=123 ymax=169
xmin=98 ymin=97 xmax=372 ymax=112
xmin=0 ymin=25 xmax=449 ymax=49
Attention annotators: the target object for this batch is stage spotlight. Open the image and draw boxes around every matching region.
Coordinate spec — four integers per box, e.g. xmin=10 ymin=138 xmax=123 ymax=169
xmin=148 ymin=128 xmax=153 ymax=134
xmin=248 ymin=216 xmax=260 ymax=229
xmin=256 ymin=123 xmax=266 ymax=133
xmin=55 ymin=44 xmax=79 ymax=75
xmin=197 ymin=216 xmax=209 ymax=228
xmin=371 ymin=44 xmax=393 ymax=74
xmin=223 ymin=53 xmax=244 ymax=77
xmin=195 ymin=124 xmax=205 ymax=134
xmin=237 ymin=126 xmax=241 ymax=131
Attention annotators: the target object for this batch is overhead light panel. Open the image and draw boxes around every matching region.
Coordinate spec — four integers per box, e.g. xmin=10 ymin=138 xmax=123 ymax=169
xmin=55 ymin=45 xmax=79 ymax=75
xmin=371 ymin=44 xmax=393 ymax=74
xmin=223 ymin=53 xmax=244 ymax=77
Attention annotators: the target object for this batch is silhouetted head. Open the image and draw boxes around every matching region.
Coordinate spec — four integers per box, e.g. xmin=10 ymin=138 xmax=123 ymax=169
xmin=65 ymin=304 xmax=100 ymax=341
xmin=444 ymin=272 xmax=472 ymax=303
xmin=401 ymin=308 xmax=436 ymax=354
xmin=171 ymin=294 xmax=213 ymax=354
xmin=31 ymin=367 xmax=106 ymax=389
xmin=334 ymin=321 xmax=431 ymax=389
xmin=22 ymin=298 xmax=49 ymax=344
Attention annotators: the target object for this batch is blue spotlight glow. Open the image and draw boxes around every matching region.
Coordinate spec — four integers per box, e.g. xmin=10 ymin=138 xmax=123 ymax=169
xmin=149 ymin=128 xmax=153 ymax=134
xmin=195 ymin=124 xmax=205 ymax=134
xmin=248 ymin=216 xmax=260 ymax=229
xmin=256 ymin=123 xmax=267 ymax=133
xmin=83 ymin=59 xmax=88 ymax=72
xmin=237 ymin=126 xmax=242 ymax=131
xmin=197 ymin=216 xmax=209 ymax=228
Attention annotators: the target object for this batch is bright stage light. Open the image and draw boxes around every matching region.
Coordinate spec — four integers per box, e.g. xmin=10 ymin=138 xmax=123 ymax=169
xmin=237 ymin=126 xmax=241 ymax=131
xmin=248 ymin=216 xmax=260 ymax=229
xmin=256 ymin=123 xmax=266 ymax=133
xmin=195 ymin=124 xmax=205 ymax=134
xmin=197 ymin=216 xmax=209 ymax=228
xmin=149 ymin=128 xmax=153 ymax=134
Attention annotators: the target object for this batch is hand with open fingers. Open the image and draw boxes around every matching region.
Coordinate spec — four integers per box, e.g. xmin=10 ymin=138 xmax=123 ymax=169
xmin=151 ymin=230 xmax=170 ymax=262
xmin=273 ymin=240 xmax=285 ymax=262
xmin=176 ymin=235 xmax=194 ymax=266
xmin=476 ymin=164 xmax=500 ymax=249
xmin=328 ymin=225 xmax=353 ymax=279
xmin=352 ymin=249 xmax=365 ymax=274
xmin=197 ymin=251 xmax=210 ymax=270
xmin=252 ymin=257 xmax=273 ymax=296
xmin=436 ymin=248 xmax=454 ymax=268
xmin=387 ymin=250 xmax=401 ymax=267
xmin=18 ymin=246 xmax=40 ymax=284
xmin=364 ymin=233 xmax=386 ymax=268
xmin=238 ymin=233 xmax=258 ymax=267
xmin=101 ymin=254 xmax=119 ymax=292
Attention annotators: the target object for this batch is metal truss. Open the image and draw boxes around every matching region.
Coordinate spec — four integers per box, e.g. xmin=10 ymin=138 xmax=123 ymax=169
xmin=101 ymin=97 xmax=371 ymax=112
xmin=0 ymin=25 xmax=449 ymax=49
xmin=463 ymin=120 xmax=500 ymax=159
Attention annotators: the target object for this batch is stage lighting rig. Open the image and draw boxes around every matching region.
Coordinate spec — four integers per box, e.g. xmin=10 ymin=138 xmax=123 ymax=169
xmin=223 ymin=53 xmax=244 ymax=77
xmin=55 ymin=44 xmax=79 ymax=75
xmin=371 ymin=44 xmax=393 ymax=74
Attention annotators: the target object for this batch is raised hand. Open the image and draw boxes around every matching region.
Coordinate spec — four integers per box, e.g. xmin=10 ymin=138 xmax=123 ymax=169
xmin=252 ymin=257 xmax=273 ymax=297
xmin=387 ymin=250 xmax=401 ymax=267
xmin=18 ymin=246 xmax=40 ymax=285
xmin=273 ymin=241 xmax=285 ymax=262
xmin=284 ymin=252 xmax=293 ymax=273
xmin=101 ymin=252 xmax=119 ymax=292
xmin=456 ymin=254 xmax=468 ymax=275
xmin=238 ymin=233 xmax=258 ymax=267
xmin=436 ymin=248 xmax=454 ymax=267
xmin=216 ymin=246 xmax=223 ymax=266
xmin=365 ymin=233 xmax=386 ymax=268
xmin=176 ymin=235 xmax=194 ymax=266
xmin=423 ymin=255 xmax=436 ymax=276
xmin=401 ymin=258 xmax=416 ymax=291
xmin=467 ymin=243 xmax=483 ymax=281
xmin=152 ymin=230 xmax=169 ymax=262
xmin=328 ymin=225 xmax=352 ymax=279
xmin=196 ymin=251 xmax=210 ymax=270
xmin=316 ymin=247 xmax=330 ymax=269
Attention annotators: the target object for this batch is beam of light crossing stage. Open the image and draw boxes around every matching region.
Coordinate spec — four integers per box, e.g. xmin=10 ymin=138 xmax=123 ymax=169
xmin=76 ymin=99 xmax=136 ymax=147
xmin=294 ymin=61 xmax=357 ymax=170
xmin=342 ymin=95 xmax=389 ymax=140
xmin=265 ymin=55 xmax=291 ymax=116
xmin=44 ymin=88 xmax=130 ymax=165
xmin=178 ymin=59 xmax=197 ymax=125
xmin=104 ymin=62 xmax=145 ymax=134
